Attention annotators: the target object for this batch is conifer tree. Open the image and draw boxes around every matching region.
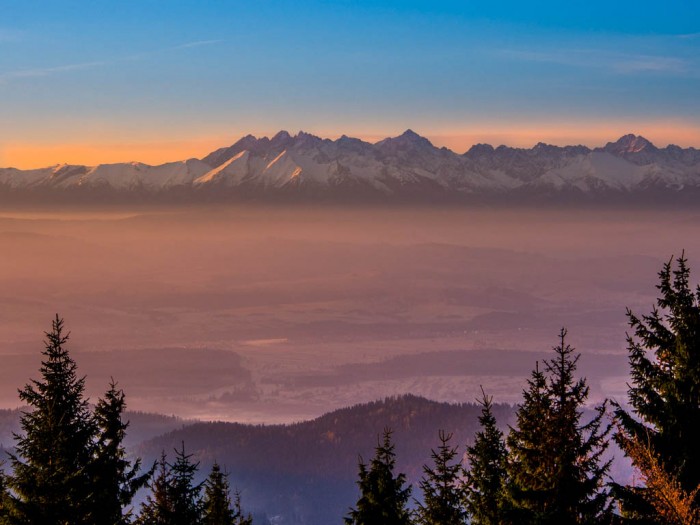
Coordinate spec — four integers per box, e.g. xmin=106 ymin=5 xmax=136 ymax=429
xmin=618 ymin=429 xmax=700 ymax=525
xmin=464 ymin=388 xmax=507 ymax=525
xmin=168 ymin=443 xmax=204 ymax=524
xmin=6 ymin=315 xmax=97 ymax=525
xmin=415 ymin=430 xmax=466 ymax=525
xmin=202 ymin=462 xmax=252 ymax=525
xmin=504 ymin=361 xmax=553 ymax=523
xmin=345 ymin=428 xmax=412 ymax=525
xmin=136 ymin=453 xmax=173 ymax=525
xmin=202 ymin=463 xmax=235 ymax=525
xmin=543 ymin=329 xmax=611 ymax=523
xmin=90 ymin=379 xmax=152 ymax=524
xmin=0 ymin=469 xmax=10 ymax=525
xmin=231 ymin=490 xmax=253 ymax=525
xmin=614 ymin=254 xmax=700 ymax=522
xmin=137 ymin=445 xmax=202 ymax=525
xmin=505 ymin=330 xmax=611 ymax=524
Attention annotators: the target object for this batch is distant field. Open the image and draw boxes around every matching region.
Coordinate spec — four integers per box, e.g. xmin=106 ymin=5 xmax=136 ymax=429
xmin=0 ymin=205 xmax=696 ymax=421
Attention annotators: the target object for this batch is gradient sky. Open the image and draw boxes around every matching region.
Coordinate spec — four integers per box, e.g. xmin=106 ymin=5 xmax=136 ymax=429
xmin=1 ymin=0 xmax=700 ymax=168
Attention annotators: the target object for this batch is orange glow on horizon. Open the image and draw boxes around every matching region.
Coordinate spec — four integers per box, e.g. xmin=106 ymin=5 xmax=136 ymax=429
xmin=3 ymin=120 xmax=700 ymax=170
xmin=0 ymin=139 xmax=228 ymax=170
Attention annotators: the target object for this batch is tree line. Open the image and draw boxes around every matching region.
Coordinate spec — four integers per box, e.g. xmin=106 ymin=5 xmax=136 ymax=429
xmin=344 ymin=255 xmax=700 ymax=525
xmin=0 ymin=254 xmax=698 ymax=524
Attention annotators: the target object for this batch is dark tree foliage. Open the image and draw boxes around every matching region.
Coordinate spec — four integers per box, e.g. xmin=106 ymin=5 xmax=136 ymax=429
xmin=136 ymin=453 xmax=173 ymax=525
xmin=137 ymin=445 xmax=203 ymax=525
xmin=0 ymin=470 xmax=10 ymax=525
xmin=504 ymin=361 xmax=553 ymax=523
xmin=415 ymin=430 xmax=466 ymax=525
xmin=6 ymin=316 xmax=97 ymax=525
xmin=202 ymin=462 xmax=252 ymax=525
xmin=230 ymin=490 xmax=253 ymax=525
xmin=91 ymin=379 xmax=153 ymax=524
xmin=203 ymin=463 xmax=235 ymax=525
xmin=614 ymin=254 xmax=700 ymax=523
xmin=168 ymin=443 xmax=204 ymax=524
xmin=505 ymin=329 xmax=612 ymax=525
xmin=464 ymin=388 xmax=507 ymax=525
xmin=345 ymin=428 xmax=412 ymax=525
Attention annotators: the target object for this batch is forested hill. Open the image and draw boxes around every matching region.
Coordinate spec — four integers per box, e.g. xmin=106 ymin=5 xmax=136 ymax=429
xmin=136 ymin=395 xmax=515 ymax=525
xmin=0 ymin=408 xmax=188 ymax=451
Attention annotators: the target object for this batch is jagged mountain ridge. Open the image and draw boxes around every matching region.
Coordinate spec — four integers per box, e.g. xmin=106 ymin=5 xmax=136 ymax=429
xmin=3 ymin=131 xmax=700 ymax=202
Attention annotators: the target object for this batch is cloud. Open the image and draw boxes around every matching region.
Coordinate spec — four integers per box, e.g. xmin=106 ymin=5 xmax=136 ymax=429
xmin=170 ymin=39 xmax=224 ymax=50
xmin=499 ymin=48 xmax=689 ymax=75
xmin=0 ymin=61 xmax=106 ymax=83
xmin=0 ymin=39 xmax=224 ymax=84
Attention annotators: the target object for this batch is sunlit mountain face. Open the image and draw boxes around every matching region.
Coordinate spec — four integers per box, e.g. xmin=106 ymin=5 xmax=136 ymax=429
xmin=1 ymin=131 xmax=700 ymax=203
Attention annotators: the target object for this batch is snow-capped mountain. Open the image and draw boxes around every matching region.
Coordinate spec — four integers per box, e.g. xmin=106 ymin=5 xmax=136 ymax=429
xmin=2 ymin=131 xmax=699 ymax=203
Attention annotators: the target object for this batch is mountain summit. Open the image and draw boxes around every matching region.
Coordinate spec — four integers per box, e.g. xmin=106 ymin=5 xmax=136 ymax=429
xmin=602 ymin=134 xmax=657 ymax=155
xmin=1 ymin=131 xmax=699 ymax=203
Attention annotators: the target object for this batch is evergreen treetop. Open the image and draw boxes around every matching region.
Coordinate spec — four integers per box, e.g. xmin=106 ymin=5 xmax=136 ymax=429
xmin=345 ymin=428 xmax=412 ymax=525
xmin=505 ymin=329 xmax=611 ymax=525
xmin=202 ymin=462 xmax=252 ymax=525
xmin=91 ymin=379 xmax=153 ymax=524
xmin=464 ymin=388 xmax=507 ymax=525
xmin=415 ymin=430 xmax=466 ymax=525
xmin=6 ymin=315 xmax=97 ymax=525
xmin=615 ymin=254 xmax=700 ymax=520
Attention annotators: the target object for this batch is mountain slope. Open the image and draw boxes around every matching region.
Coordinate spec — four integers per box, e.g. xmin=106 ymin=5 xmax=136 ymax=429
xmin=2 ymin=132 xmax=699 ymax=203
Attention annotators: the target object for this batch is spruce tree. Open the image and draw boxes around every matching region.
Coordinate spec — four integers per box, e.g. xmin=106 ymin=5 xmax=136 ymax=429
xmin=6 ymin=315 xmax=97 ymax=525
xmin=202 ymin=463 xmax=234 ymax=525
xmin=415 ymin=430 xmax=466 ymax=525
xmin=505 ymin=330 xmax=611 ymax=524
xmin=345 ymin=428 xmax=412 ymax=525
xmin=504 ymin=361 xmax=553 ymax=524
xmin=202 ymin=462 xmax=252 ymax=525
xmin=231 ymin=490 xmax=253 ymax=525
xmin=0 ymin=469 xmax=10 ymax=525
xmin=90 ymin=379 xmax=152 ymax=524
xmin=136 ymin=453 xmax=173 ymax=525
xmin=168 ymin=443 xmax=204 ymax=524
xmin=614 ymin=254 xmax=700 ymax=522
xmin=542 ymin=329 xmax=611 ymax=523
xmin=137 ymin=445 xmax=203 ymax=525
xmin=464 ymin=388 xmax=507 ymax=525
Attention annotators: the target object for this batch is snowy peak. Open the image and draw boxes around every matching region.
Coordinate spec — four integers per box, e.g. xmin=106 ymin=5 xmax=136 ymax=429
xmin=2 ymin=131 xmax=700 ymax=203
xmin=375 ymin=129 xmax=435 ymax=151
xmin=603 ymin=134 xmax=657 ymax=155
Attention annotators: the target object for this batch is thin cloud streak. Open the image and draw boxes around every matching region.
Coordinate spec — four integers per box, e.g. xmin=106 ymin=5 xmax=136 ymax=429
xmin=499 ymin=48 xmax=690 ymax=74
xmin=0 ymin=61 xmax=106 ymax=82
xmin=0 ymin=39 xmax=224 ymax=84
xmin=170 ymin=39 xmax=224 ymax=50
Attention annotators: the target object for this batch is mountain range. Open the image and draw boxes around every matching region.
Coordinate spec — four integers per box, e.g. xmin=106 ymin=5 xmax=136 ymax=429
xmin=3 ymin=131 xmax=700 ymax=203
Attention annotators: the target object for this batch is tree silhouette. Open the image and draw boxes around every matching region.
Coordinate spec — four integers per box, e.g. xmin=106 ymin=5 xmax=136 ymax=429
xmin=464 ymin=388 xmax=507 ymax=525
xmin=6 ymin=316 xmax=97 ymax=525
xmin=91 ymin=379 xmax=152 ymax=524
xmin=505 ymin=330 xmax=611 ymax=524
xmin=615 ymin=254 xmax=700 ymax=522
xmin=345 ymin=428 xmax=412 ymax=525
xmin=415 ymin=430 xmax=466 ymax=525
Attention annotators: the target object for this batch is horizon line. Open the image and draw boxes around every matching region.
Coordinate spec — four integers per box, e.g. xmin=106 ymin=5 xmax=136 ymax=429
xmin=2 ymin=129 xmax=696 ymax=171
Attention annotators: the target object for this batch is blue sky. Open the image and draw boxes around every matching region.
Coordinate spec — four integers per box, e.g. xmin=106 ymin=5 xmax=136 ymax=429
xmin=1 ymin=0 xmax=699 ymax=167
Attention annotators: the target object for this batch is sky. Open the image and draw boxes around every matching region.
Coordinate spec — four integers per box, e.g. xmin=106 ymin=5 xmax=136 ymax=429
xmin=1 ymin=0 xmax=700 ymax=168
